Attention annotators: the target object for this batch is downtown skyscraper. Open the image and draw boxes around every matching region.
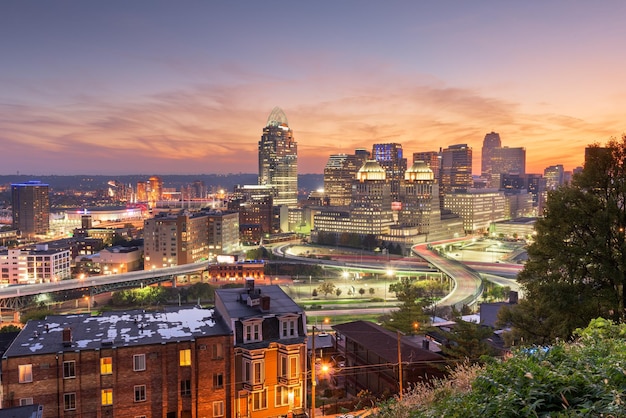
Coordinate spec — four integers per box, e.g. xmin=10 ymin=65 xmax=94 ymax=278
xmin=11 ymin=180 xmax=50 ymax=237
xmin=258 ymin=107 xmax=298 ymax=207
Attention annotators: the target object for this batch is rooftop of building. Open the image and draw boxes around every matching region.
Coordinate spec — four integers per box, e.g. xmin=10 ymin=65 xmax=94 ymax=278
xmin=494 ymin=217 xmax=537 ymax=225
xmin=3 ymin=306 xmax=230 ymax=358
xmin=333 ymin=320 xmax=444 ymax=363
xmin=215 ymin=282 xmax=303 ymax=320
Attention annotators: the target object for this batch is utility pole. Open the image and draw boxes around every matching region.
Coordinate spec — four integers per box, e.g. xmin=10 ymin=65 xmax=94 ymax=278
xmin=397 ymin=330 xmax=403 ymax=401
xmin=311 ymin=326 xmax=316 ymax=418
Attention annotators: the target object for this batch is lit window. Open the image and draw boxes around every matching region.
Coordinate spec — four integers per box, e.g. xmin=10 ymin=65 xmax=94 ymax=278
xmin=64 ymin=393 xmax=76 ymax=410
xmin=179 ymin=349 xmax=191 ymax=366
xmin=18 ymin=364 xmax=32 ymax=383
xmin=134 ymin=385 xmax=146 ymax=402
xmin=133 ymin=354 xmax=146 ymax=371
xmin=101 ymin=389 xmax=113 ymax=406
xmin=275 ymin=386 xmax=289 ymax=406
xmin=213 ymin=400 xmax=225 ymax=417
xmin=63 ymin=361 xmax=76 ymax=379
xmin=100 ymin=357 xmax=112 ymax=375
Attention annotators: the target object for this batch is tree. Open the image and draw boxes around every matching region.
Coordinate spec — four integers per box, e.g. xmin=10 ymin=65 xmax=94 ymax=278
xmin=317 ymin=282 xmax=336 ymax=298
xmin=0 ymin=324 xmax=21 ymax=333
xmin=187 ymin=282 xmax=214 ymax=302
xmin=358 ymin=288 xmax=366 ymax=297
xmin=383 ymin=278 xmax=429 ymax=334
xmin=369 ymin=287 xmax=375 ymax=296
xmin=505 ymin=137 xmax=626 ymax=344
xmin=335 ymin=288 xmax=342 ymax=298
xmin=439 ymin=320 xmax=498 ymax=362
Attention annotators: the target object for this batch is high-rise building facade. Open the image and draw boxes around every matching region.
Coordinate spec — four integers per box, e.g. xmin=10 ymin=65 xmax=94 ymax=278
xmin=489 ymin=147 xmax=526 ymax=188
xmin=11 ymin=180 xmax=50 ymax=237
xmin=143 ymin=211 xmax=209 ymax=269
xmin=207 ymin=210 xmax=240 ymax=258
xmin=544 ymin=164 xmax=565 ymax=190
xmin=229 ymin=185 xmax=274 ymax=243
xmin=440 ymin=144 xmax=473 ymax=208
xmin=147 ymin=176 xmax=163 ymax=208
xmin=323 ymin=150 xmax=369 ymax=207
xmin=372 ymin=143 xmax=407 ymax=201
xmin=413 ymin=151 xmax=441 ymax=181
xmin=481 ymin=132 xmax=502 ymax=181
xmin=399 ymin=161 xmax=437 ymax=234
xmin=258 ymin=107 xmax=298 ymax=207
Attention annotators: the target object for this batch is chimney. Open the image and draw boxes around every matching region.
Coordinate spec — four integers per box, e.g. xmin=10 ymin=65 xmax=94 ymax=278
xmin=62 ymin=328 xmax=72 ymax=347
xmin=260 ymin=296 xmax=271 ymax=312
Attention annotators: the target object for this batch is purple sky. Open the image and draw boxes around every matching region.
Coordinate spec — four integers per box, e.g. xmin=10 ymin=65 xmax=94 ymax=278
xmin=2 ymin=1 xmax=626 ymax=175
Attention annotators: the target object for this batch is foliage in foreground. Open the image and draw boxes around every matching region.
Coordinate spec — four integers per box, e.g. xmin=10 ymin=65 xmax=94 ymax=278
xmin=374 ymin=318 xmax=626 ymax=417
xmin=505 ymin=137 xmax=626 ymax=344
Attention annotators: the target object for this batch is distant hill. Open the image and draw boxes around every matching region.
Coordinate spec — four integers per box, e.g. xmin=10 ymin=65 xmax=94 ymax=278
xmin=0 ymin=174 xmax=324 ymax=194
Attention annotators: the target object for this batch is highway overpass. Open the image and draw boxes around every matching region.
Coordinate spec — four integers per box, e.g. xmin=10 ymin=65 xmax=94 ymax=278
xmin=0 ymin=262 xmax=210 ymax=310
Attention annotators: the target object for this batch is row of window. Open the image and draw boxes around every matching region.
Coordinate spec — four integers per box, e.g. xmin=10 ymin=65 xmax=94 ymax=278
xmin=60 ymin=391 xmax=224 ymax=416
xmin=249 ymin=386 xmax=302 ymax=411
xmin=18 ymin=345 xmax=224 ymax=383
xmin=243 ymin=355 xmax=299 ymax=385
xmin=243 ymin=318 xmax=298 ymax=343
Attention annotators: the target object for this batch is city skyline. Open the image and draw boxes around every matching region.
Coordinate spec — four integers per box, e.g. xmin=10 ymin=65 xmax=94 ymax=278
xmin=2 ymin=2 xmax=626 ymax=176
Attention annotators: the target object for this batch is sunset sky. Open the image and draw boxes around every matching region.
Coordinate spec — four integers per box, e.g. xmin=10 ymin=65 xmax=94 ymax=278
xmin=2 ymin=1 xmax=626 ymax=176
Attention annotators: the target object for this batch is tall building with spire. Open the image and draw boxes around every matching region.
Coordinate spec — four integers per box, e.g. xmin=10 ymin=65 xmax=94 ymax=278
xmin=258 ymin=107 xmax=298 ymax=207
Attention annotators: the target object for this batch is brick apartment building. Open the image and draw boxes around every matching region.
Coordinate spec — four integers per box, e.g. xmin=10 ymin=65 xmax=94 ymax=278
xmin=1 ymin=307 xmax=233 ymax=418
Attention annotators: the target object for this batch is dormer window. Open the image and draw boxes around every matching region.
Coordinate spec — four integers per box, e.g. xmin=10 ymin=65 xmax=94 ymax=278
xmin=279 ymin=314 xmax=299 ymax=339
xmin=243 ymin=319 xmax=263 ymax=343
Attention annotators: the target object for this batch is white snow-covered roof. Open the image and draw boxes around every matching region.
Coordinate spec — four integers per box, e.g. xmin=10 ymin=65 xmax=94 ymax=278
xmin=4 ymin=306 xmax=230 ymax=357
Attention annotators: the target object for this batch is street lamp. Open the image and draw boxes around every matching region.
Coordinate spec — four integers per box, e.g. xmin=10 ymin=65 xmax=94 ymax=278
xmin=309 ymin=325 xmax=331 ymax=418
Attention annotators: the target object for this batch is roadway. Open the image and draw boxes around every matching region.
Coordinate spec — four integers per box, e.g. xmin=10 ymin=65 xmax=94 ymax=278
xmin=274 ymin=240 xmax=522 ymax=310
xmin=411 ymin=243 xmax=484 ymax=309
xmin=0 ymin=262 xmax=210 ymax=309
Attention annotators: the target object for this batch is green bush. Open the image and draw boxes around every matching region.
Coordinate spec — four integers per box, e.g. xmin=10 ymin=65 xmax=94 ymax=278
xmin=375 ymin=318 xmax=626 ymax=417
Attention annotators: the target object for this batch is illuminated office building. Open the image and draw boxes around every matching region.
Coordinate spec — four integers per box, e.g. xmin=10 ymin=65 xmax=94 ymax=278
xmin=489 ymin=147 xmax=526 ymax=188
xmin=440 ymin=144 xmax=473 ymax=208
xmin=443 ymin=190 xmax=507 ymax=234
xmin=544 ymin=164 xmax=565 ymax=190
xmin=481 ymin=132 xmax=502 ymax=182
xmin=399 ymin=161 xmax=438 ymax=234
xmin=11 ymin=180 xmax=50 ymax=237
xmin=372 ymin=143 xmax=407 ymax=202
xmin=323 ymin=150 xmax=369 ymax=207
xmin=143 ymin=211 xmax=209 ymax=269
xmin=258 ymin=107 xmax=298 ymax=207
